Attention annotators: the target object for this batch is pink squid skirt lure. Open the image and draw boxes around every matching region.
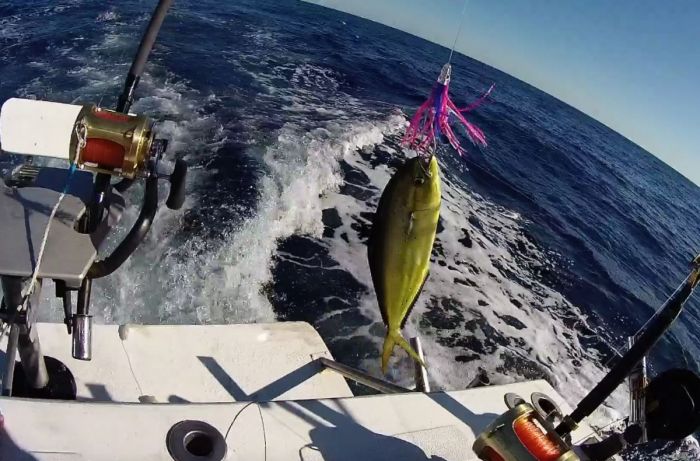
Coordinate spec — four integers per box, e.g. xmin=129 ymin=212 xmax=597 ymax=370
xmin=402 ymin=63 xmax=494 ymax=157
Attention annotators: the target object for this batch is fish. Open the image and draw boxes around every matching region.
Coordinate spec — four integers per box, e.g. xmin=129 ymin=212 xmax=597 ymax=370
xmin=368 ymin=155 xmax=441 ymax=373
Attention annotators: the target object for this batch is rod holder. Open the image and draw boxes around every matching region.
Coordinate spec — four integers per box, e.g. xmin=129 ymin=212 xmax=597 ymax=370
xmin=2 ymin=325 xmax=19 ymax=396
xmin=1 ymin=276 xmax=49 ymax=390
xmin=17 ymin=324 xmax=49 ymax=389
xmin=72 ymin=314 xmax=93 ymax=361
xmin=627 ymin=337 xmax=648 ymax=443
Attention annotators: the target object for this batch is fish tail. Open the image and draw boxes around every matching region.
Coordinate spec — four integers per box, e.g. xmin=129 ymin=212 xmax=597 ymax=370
xmin=381 ymin=329 xmax=427 ymax=374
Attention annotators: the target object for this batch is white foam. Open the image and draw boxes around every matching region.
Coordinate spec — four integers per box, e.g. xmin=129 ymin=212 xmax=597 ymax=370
xmin=96 ymin=11 xmax=118 ymax=23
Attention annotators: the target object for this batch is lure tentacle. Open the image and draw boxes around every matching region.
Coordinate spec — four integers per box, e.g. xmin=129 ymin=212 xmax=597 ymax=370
xmin=457 ymin=83 xmax=495 ymax=113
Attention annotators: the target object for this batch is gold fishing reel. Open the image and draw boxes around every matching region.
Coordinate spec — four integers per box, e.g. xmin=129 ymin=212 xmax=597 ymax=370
xmin=473 ymin=393 xmax=579 ymax=461
xmin=72 ymin=106 xmax=155 ymax=179
xmin=0 ymin=98 xmax=158 ymax=179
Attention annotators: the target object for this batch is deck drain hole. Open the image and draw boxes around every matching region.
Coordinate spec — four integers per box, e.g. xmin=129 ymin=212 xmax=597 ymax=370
xmin=167 ymin=420 xmax=226 ymax=461
xmin=185 ymin=431 xmax=213 ymax=457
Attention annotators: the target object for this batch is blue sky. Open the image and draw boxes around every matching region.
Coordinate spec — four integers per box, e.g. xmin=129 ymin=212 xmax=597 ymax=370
xmin=307 ymin=0 xmax=699 ymax=185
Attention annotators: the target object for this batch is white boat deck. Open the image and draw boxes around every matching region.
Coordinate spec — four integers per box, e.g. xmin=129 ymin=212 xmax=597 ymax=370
xmin=0 ymin=322 xmax=352 ymax=403
xmin=0 ymin=323 xmax=597 ymax=460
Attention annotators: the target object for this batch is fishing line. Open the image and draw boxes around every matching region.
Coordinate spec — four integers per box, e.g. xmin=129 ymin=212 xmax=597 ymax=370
xmin=224 ymin=401 xmax=267 ymax=460
xmin=258 ymin=403 xmax=268 ymax=461
xmin=225 ymin=401 xmax=256 ymax=439
xmin=447 ymin=0 xmax=469 ymax=64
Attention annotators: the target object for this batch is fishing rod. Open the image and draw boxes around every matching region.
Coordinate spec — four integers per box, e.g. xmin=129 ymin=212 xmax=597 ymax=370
xmin=556 ymin=254 xmax=700 ymax=436
xmin=117 ymin=0 xmax=174 ymax=115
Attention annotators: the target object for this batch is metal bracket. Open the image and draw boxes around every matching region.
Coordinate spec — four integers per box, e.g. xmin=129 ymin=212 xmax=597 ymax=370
xmin=0 ymin=276 xmax=48 ymax=395
xmin=317 ymin=358 xmax=410 ymax=394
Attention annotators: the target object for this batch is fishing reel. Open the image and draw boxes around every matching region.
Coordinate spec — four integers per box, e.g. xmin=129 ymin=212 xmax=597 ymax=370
xmin=1 ymin=98 xmax=184 ymax=183
xmin=0 ymin=97 xmax=187 ymax=399
xmin=473 ymin=393 xmax=580 ymax=461
xmin=472 ymin=392 xmax=642 ymax=461
xmin=474 ymin=369 xmax=700 ymax=461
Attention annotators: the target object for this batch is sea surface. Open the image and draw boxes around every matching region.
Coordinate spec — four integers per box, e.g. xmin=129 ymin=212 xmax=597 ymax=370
xmin=1 ymin=0 xmax=699 ymax=458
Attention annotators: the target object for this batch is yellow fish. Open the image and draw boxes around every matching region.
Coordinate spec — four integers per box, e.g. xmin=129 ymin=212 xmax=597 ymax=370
xmin=368 ymin=155 xmax=441 ymax=373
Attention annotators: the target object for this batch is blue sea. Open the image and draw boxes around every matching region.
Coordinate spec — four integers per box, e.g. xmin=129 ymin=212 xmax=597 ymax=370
xmin=1 ymin=0 xmax=699 ymax=458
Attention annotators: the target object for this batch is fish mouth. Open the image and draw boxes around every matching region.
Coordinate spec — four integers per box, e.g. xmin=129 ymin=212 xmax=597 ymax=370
xmin=414 ymin=156 xmax=434 ymax=181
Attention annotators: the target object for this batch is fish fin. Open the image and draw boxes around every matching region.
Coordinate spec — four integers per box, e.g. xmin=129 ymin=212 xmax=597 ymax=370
xmin=381 ymin=329 xmax=426 ymax=374
xmin=381 ymin=332 xmax=395 ymax=374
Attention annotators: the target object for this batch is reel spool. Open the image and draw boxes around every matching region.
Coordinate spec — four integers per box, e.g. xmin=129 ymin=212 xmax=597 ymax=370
xmin=0 ymin=98 xmax=156 ymax=178
xmin=75 ymin=106 xmax=154 ymax=178
xmin=473 ymin=394 xmax=578 ymax=461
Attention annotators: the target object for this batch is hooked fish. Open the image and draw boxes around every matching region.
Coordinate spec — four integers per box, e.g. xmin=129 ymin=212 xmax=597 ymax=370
xmin=368 ymin=155 xmax=441 ymax=373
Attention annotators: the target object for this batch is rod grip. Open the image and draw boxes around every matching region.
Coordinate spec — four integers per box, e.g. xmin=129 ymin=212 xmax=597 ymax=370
xmin=166 ymin=159 xmax=187 ymax=210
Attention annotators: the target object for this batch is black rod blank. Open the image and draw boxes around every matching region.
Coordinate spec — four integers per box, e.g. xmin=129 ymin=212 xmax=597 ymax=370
xmin=116 ymin=0 xmax=174 ymax=113
xmin=556 ymin=256 xmax=700 ymax=435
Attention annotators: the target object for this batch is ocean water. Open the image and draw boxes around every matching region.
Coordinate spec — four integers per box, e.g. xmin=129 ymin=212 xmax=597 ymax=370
xmin=1 ymin=0 xmax=699 ymax=458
